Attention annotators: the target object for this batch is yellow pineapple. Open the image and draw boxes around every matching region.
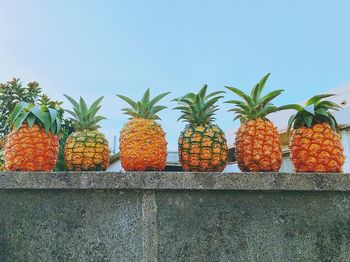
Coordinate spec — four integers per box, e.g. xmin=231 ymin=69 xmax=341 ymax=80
xmin=64 ymin=95 xmax=110 ymax=171
xmin=174 ymin=85 xmax=227 ymax=172
xmin=117 ymin=89 xmax=170 ymax=171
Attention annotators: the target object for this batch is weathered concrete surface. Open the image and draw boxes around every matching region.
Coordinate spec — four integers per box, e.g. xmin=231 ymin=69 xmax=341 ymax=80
xmin=0 ymin=190 xmax=144 ymax=262
xmin=1 ymin=171 xmax=350 ymax=191
xmin=1 ymin=172 xmax=350 ymax=261
xmin=157 ymin=191 xmax=350 ymax=262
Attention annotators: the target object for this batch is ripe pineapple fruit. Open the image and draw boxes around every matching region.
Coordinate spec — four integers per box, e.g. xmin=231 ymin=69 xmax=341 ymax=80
xmin=287 ymin=94 xmax=345 ymax=172
xmin=225 ymin=73 xmax=290 ymax=172
xmin=64 ymin=95 xmax=110 ymax=171
xmin=117 ymin=89 xmax=170 ymax=171
xmin=173 ymin=85 xmax=227 ymax=172
xmin=4 ymin=102 xmax=61 ymax=171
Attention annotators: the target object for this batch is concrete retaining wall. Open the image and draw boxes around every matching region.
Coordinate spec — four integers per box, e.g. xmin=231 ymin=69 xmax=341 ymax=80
xmin=1 ymin=172 xmax=350 ymax=261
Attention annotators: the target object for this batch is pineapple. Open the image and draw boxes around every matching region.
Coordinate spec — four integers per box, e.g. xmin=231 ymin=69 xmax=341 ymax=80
xmin=225 ymin=73 xmax=290 ymax=172
xmin=117 ymin=89 xmax=170 ymax=171
xmin=64 ymin=95 xmax=110 ymax=171
xmin=287 ymin=94 xmax=345 ymax=172
xmin=173 ymin=85 xmax=227 ymax=172
xmin=4 ymin=102 xmax=61 ymax=171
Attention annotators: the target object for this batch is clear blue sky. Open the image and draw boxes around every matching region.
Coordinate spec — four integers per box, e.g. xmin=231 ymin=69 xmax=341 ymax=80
xmin=1 ymin=0 xmax=350 ymax=150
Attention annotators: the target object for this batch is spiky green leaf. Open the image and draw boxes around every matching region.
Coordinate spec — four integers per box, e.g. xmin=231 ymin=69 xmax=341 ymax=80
xmin=141 ymin=89 xmax=150 ymax=104
xmin=64 ymin=94 xmax=79 ymax=108
xmin=14 ymin=110 xmax=30 ymax=129
xmin=116 ymin=94 xmax=138 ymax=111
xmin=225 ymin=86 xmax=255 ymax=107
xmin=149 ymin=92 xmax=171 ymax=108
xmin=118 ymin=89 xmax=168 ymax=120
xmin=304 ymin=104 xmax=315 ymax=115
xmin=64 ymin=95 xmax=105 ymax=130
xmin=225 ymin=74 xmax=290 ymax=122
xmin=173 ymin=86 xmax=223 ymax=125
xmin=30 ymin=106 xmax=51 ymax=133
xmin=258 ymin=89 xmax=284 ymax=107
xmin=26 ymin=114 xmax=36 ymax=128
xmin=286 ymin=94 xmax=342 ymax=130
xmin=305 ymin=94 xmax=335 ymax=106
xmin=8 ymin=101 xmax=29 ymax=124
xmin=48 ymin=108 xmax=58 ymax=124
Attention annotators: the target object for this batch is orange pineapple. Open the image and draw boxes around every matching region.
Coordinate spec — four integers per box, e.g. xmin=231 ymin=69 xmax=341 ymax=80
xmin=174 ymin=85 xmax=227 ymax=172
xmin=4 ymin=102 xmax=61 ymax=171
xmin=225 ymin=74 xmax=290 ymax=172
xmin=287 ymin=95 xmax=345 ymax=172
xmin=117 ymin=89 xmax=170 ymax=171
xmin=64 ymin=95 xmax=110 ymax=171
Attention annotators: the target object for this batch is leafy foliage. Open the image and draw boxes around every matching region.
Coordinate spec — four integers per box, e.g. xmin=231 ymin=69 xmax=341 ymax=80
xmin=117 ymin=89 xmax=170 ymax=120
xmin=173 ymin=84 xmax=225 ymax=125
xmin=8 ymin=102 xmax=62 ymax=135
xmin=225 ymin=73 xmax=292 ymax=123
xmin=0 ymin=78 xmax=42 ymax=138
xmin=286 ymin=94 xmax=342 ymax=132
xmin=54 ymin=118 xmax=75 ymax=171
xmin=64 ymin=95 xmax=106 ymax=130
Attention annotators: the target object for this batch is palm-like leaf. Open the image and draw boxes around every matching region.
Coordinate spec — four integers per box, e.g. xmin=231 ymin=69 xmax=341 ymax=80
xmin=173 ymin=85 xmax=224 ymax=125
xmin=117 ymin=89 xmax=170 ymax=120
xmin=64 ymin=95 xmax=105 ymax=130
xmin=8 ymin=102 xmax=61 ymax=134
xmin=251 ymin=73 xmax=270 ymax=101
xmin=225 ymin=86 xmax=255 ymax=107
xmin=305 ymin=94 xmax=335 ymax=106
xmin=225 ymin=74 xmax=287 ymax=123
xmin=287 ymin=94 xmax=342 ymax=132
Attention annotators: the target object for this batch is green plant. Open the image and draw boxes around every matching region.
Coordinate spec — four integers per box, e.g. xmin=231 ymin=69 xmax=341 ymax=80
xmin=8 ymin=101 xmax=62 ymax=134
xmin=0 ymin=78 xmax=42 ymax=138
xmin=286 ymin=94 xmax=342 ymax=133
xmin=54 ymin=118 xmax=75 ymax=171
xmin=0 ymin=78 xmax=75 ymax=171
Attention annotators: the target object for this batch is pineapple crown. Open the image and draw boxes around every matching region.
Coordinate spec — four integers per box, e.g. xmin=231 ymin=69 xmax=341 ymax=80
xmin=172 ymin=85 xmax=225 ymax=125
xmin=287 ymin=94 xmax=342 ymax=133
xmin=225 ymin=73 xmax=291 ymax=123
xmin=117 ymin=89 xmax=170 ymax=120
xmin=7 ymin=101 xmax=62 ymax=135
xmin=64 ymin=95 xmax=106 ymax=131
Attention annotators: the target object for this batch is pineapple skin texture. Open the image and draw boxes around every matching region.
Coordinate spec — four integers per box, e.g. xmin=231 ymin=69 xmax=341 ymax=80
xmin=289 ymin=122 xmax=345 ymax=172
xmin=64 ymin=130 xmax=110 ymax=171
xmin=178 ymin=124 xmax=227 ymax=172
xmin=120 ymin=118 xmax=167 ymax=171
xmin=235 ymin=119 xmax=282 ymax=172
xmin=4 ymin=124 xmax=59 ymax=171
